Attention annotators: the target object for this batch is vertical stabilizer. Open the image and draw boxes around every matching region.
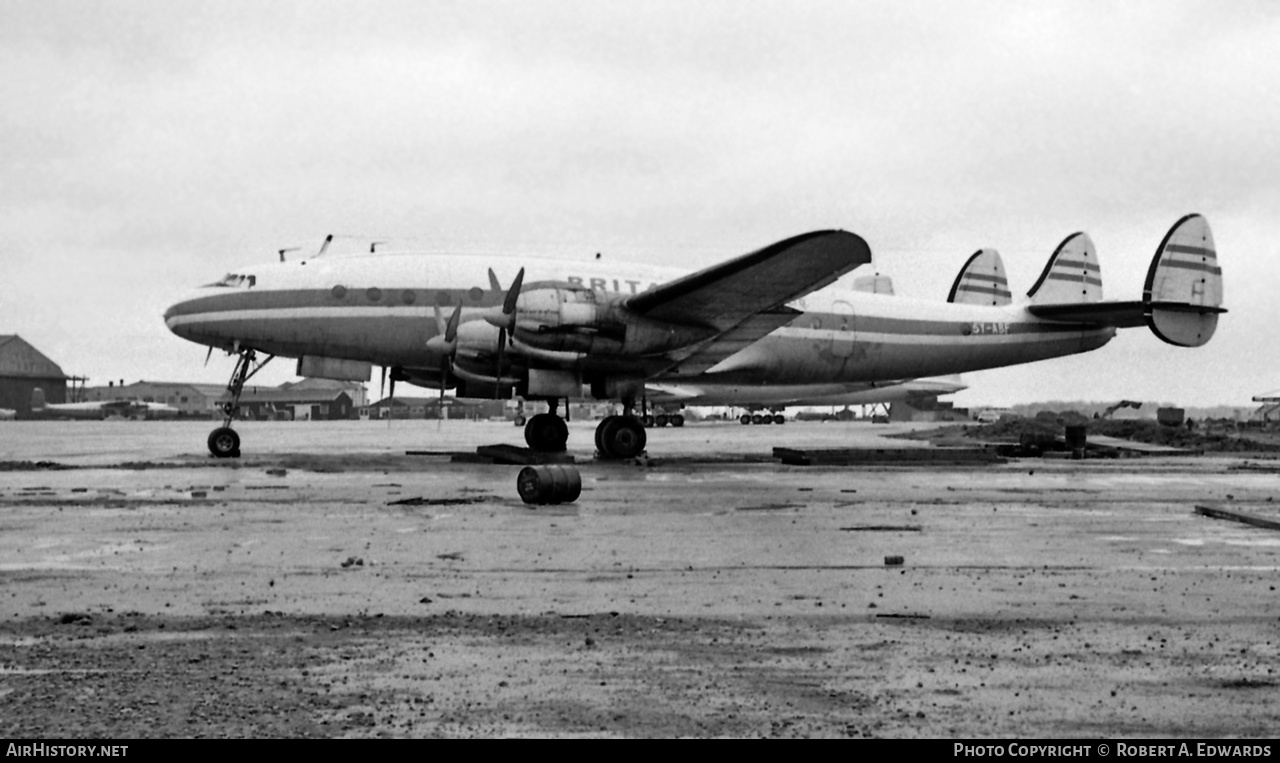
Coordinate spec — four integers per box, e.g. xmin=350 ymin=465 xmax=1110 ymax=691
xmin=948 ymin=248 xmax=1011 ymax=306
xmin=853 ymin=273 xmax=895 ymax=295
xmin=1027 ymin=232 xmax=1102 ymax=304
xmin=1144 ymin=214 xmax=1222 ymax=347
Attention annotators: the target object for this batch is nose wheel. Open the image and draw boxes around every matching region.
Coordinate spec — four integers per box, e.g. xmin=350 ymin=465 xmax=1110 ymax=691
xmin=207 ymin=427 xmax=240 ymax=458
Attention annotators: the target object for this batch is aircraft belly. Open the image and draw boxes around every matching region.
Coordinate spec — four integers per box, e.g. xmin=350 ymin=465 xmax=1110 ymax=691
xmin=707 ymin=326 xmax=1113 ymax=385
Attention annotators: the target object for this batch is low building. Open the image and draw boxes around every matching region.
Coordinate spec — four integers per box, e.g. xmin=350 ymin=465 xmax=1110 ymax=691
xmin=235 ymin=386 xmax=357 ymax=421
xmin=367 ymin=396 xmax=509 ymax=420
xmin=82 ymin=378 xmax=367 ymax=420
xmin=83 ymin=380 xmax=228 ymax=417
xmin=0 ymin=335 xmax=70 ymax=416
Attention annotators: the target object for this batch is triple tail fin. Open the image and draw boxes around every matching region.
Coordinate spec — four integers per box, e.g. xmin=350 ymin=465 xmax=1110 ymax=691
xmin=1144 ymin=213 xmax=1223 ymax=347
xmin=1027 ymin=232 xmax=1102 ymax=304
xmin=1026 ymin=215 xmax=1225 ymax=347
xmin=948 ymin=248 xmax=1011 ymax=306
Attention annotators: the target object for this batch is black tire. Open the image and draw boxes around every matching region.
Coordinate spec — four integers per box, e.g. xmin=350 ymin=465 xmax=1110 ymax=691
xmin=207 ymin=427 xmax=240 ymax=458
xmin=751 ymin=414 xmax=764 ymax=425
xmin=772 ymin=414 xmax=785 ymax=425
xmin=672 ymin=414 xmax=685 ymax=427
xmin=641 ymin=415 xmax=654 ymax=428
xmin=514 ymin=415 xmax=527 ymax=427
xmin=740 ymin=414 xmax=752 ymax=425
xmin=524 ymin=413 xmax=568 ymax=452
xmin=655 ymin=414 xmax=669 ymax=427
xmin=597 ymin=416 xmax=646 ymax=459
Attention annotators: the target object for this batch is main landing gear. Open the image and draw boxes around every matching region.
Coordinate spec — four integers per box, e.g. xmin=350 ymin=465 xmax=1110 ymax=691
xmin=520 ymin=398 xmax=648 ymax=460
xmin=524 ymin=399 xmax=569 ymax=452
xmin=207 ymin=348 xmax=273 ymax=458
xmin=595 ymin=415 xmax=646 ymax=459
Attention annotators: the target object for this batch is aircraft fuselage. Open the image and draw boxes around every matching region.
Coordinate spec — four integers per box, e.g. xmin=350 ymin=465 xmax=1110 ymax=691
xmin=164 ymin=251 xmax=1114 ymax=388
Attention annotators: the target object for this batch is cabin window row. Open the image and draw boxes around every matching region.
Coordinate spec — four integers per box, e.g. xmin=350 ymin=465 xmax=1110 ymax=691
xmin=328 ymin=286 xmax=490 ymax=305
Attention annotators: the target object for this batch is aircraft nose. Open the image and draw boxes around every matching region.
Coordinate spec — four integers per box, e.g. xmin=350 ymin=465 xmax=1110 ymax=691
xmin=164 ymin=288 xmax=213 ymax=342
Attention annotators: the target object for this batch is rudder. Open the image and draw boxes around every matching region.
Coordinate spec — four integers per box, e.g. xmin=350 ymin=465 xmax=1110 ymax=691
xmin=1027 ymin=232 xmax=1102 ymax=304
xmin=948 ymin=248 xmax=1011 ymax=306
xmin=1144 ymin=214 xmax=1222 ymax=347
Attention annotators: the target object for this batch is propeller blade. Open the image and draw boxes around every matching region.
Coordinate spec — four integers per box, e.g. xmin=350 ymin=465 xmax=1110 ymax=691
xmin=445 ymin=302 xmax=462 ymax=343
xmin=432 ymin=303 xmax=447 ymax=336
xmin=379 ymin=366 xmax=387 ymax=400
xmin=502 ymin=268 xmax=525 ymax=320
xmin=388 ymin=374 xmax=396 ymax=428
xmin=204 ymin=347 xmax=214 ymax=367
xmin=488 ymin=268 xmax=502 ymax=293
xmin=439 ymin=358 xmax=447 ymax=429
xmin=495 ymin=327 xmax=506 ymax=400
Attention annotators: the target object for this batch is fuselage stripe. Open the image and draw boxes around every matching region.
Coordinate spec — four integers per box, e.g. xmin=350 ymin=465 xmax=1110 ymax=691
xmin=1046 ymin=273 xmax=1103 ymax=286
xmin=955 ymin=284 xmax=1012 ymax=297
xmin=1165 ymin=244 xmax=1216 ymax=258
xmin=1052 ymin=259 xmax=1101 ymax=272
xmin=959 ymin=273 xmax=1009 ymax=286
xmin=1160 ymin=260 xmax=1222 ymax=275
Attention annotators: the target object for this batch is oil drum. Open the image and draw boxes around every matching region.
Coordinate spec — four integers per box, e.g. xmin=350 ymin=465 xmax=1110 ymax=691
xmin=517 ymin=464 xmax=582 ymax=505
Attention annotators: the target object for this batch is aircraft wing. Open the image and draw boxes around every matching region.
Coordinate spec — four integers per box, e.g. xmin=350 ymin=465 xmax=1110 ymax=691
xmin=626 ymin=230 xmax=871 ymax=332
xmin=664 ymin=308 xmax=800 ymax=375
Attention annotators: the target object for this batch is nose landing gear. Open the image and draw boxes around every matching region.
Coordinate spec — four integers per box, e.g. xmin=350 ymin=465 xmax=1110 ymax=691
xmin=207 ymin=348 xmax=273 ymax=458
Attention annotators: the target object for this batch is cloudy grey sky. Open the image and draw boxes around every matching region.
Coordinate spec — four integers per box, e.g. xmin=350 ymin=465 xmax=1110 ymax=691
xmin=2 ymin=0 xmax=1276 ymax=407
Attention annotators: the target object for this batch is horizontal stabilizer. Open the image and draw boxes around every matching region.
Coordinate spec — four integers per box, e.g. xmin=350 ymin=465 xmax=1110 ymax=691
xmin=1027 ymin=215 xmax=1225 ymax=348
xmin=1028 ymin=232 xmax=1102 ymax=304
xmin=948 ymin=248 xmax=1011 ymax=306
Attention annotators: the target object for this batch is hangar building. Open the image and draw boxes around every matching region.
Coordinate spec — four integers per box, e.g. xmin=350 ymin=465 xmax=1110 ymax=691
xmin=0 ymin=335 xmax=69 ymax=416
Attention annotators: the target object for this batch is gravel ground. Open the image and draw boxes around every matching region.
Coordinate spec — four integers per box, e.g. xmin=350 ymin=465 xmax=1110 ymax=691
xmin=1 ymin=420 xmax=1278 ymax=737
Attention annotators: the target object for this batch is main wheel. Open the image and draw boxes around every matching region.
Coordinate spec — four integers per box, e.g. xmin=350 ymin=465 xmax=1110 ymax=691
xmin=772 ymin=414 xmax=785 ymax=425
xmin=207 ymin=427 xmax=240 ymax=458
xmin=524 ymin=413 xmax=568 ymax=452
xmin=596 ymin=416 xmax=646 ymax=459
xmin=740 ymin=414 xmax=751 ymax=425
xmin=671 ymin=414 xmax=685 ymax=427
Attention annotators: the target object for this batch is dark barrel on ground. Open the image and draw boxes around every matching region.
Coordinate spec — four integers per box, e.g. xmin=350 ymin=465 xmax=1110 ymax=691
xmin=517 ymin=464 xmax=582 ymax=505
xmin=1064 ymin=424 xmax=1088 ymax=451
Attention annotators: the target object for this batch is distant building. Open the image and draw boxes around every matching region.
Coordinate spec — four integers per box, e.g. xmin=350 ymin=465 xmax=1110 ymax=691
xmin=235 ymin=385 xmax=358 ymax=421
xmin=367 ymin=396 xmax=509 ymax=420
xmin=84 ymin=380 xmax=228 ymax=417
xmin=0 ymin=335 xmax=69 ymax=416
xmin=890 ymin=397 xmax=968 ymax=423
xmin=81 ymin=378 xmax=367 ymax=420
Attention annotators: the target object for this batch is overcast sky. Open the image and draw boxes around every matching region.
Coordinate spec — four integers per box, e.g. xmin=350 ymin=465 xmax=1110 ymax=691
xmin=2 ymin=0 xmax=1276 ymax=408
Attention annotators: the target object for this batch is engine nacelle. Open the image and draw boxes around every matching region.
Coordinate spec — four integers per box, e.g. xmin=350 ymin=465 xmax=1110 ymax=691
xmin=512 ymin=286 xmax=714 ymax=357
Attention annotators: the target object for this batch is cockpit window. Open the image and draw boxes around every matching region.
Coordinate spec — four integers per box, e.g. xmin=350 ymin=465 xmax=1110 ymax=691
xmin=205 ymin=273 xmax=257 ymax=288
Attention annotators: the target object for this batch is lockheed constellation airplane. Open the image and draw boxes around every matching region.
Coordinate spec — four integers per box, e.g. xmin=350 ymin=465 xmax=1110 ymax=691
xmin=164 ymin=214 xmax=1224 ymax=459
